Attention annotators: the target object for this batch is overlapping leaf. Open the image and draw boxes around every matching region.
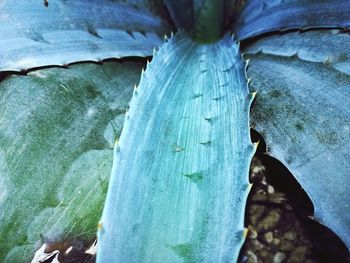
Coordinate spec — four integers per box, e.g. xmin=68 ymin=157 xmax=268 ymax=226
xmin=243 ymin=30 xmax=350 ymax=248
xmin=234 ymin=0 xmax=350 ymax=40
xmin=97 ymin=33 xmax=256 ymax=263
xmin=0 ymin=0 xmax=169 ymax=71
xmin=0 ymin=62 xmax=142 ymax=262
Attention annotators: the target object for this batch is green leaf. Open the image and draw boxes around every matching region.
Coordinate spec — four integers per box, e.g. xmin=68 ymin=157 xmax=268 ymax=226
xmin=97 ymin=33 xmax=256 ymax=262
xmin=0 ymin=61 xmax=142 ymax=262
xmin=0 ymin=0 xmax=169 ymax=71
xmin=244 ymin=30 xmax=350 ymax=249
xmin=234 ymin=0 xmax=350 ymax=40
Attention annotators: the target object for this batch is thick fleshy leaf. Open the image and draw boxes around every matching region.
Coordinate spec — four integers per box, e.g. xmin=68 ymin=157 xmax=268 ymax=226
xmin=0 ymin=0 xmax=169 ymax=71
xmin=244 ymin=30 xmax=350 ymax=248
xmin=97 ymin=33 xmax=256 ymax=263
xmin=234 ymin=0 xmax=350 ymax=40
xmin=0 ymin=62 xmax=142 ymax=262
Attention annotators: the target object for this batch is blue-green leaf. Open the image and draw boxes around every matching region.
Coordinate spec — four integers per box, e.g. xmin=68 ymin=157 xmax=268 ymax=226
xmin=244 ymin=30 xmax=350 ymax=248
xmin=0 ymin=0 xmax=169 ymax=71
xmin=234 ymin=0 xmax=350 ymax=40
xmin=0 ymin=62 xmax=142 ymax=262
xmin=97 ymin=33 xmax=256 ymax=263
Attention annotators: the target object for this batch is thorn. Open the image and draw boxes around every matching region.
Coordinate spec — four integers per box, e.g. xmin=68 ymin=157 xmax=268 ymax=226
xmin=249 ymin=91 xmax=257 ymax=103
xmin=253 ymin=141 xmax=260 ymax=152
xmin=139 ymin=30 xmax=146 ymax=37
xmin=245 ymin=58 xmax=251 ymax=67
xmin=170 ymin=31 xmax=174 ymax=38
xmin=146 ymin=60 xmax=150 ymax=67
xmin=250 ymin=91 xmax=257 ymax=99
xmin=199 ymin=140 xmax=211 ymax=146
xmin=247 ymin=77 xmax=252 ymax=85
xmin=153 ymin=47 xmax=156 ymax=56
xmin=231 ymin=33 xmax=235 ymax=39
xmin=248 ymin=182 xmax=253 ymax=191
xmin=126 ymin=30 xmax=135 ymax=39
xmin=243 ymin=228 xmax=249 ymax=238
xmin=323 ymin=56 xmax=331 ymax=64
xmin=173 ymin=144 xmax=185 ymax=153
xmin=114 ymin=138 xmax=120 ymax=149
xmin=133 ymin=84 xmax=138 ymax=94
xmin=164 ymin=34 xmax=168 ymax=41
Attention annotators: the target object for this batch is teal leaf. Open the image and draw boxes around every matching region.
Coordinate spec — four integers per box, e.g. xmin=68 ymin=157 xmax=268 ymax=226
xmin=0 ymin=62 xmax=142 ymax=262
xmin=97 ymin=33 xmax=256 ymax=262
xmin=0 ymin=0 xmax=169 ymax=71
xmin=244 ymin=30 xmax=350 ymax=248
xmin=234 ymin=0 xmax=350 ymax=40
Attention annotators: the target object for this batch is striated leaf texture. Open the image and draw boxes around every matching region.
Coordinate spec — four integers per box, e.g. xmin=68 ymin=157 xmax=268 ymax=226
xmin=243 ymin=30 xmax=350 ymax=248
xmin=0 ymin=0 xmax=169 ymax=71
xmin=234 ymin=0 xmax=350 ymax=40
xmin=0 ymin=62 xmax=142 ymax=262
xmin=97 ymin=33 xmax=256 ymax=263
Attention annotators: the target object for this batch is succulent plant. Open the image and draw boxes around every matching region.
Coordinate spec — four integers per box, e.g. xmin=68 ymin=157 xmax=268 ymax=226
xmin=0 ymin=0 xmax=349 ymax=262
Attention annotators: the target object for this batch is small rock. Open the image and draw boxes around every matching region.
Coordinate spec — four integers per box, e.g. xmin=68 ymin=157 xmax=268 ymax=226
xmin=267 ymin=185 xmax=275 ymax=194
xmin=248 ymin=227 xmax=258 ymax=239
xmin=264 ymin=231 xmax=274 ymax=243
xmin=287 ymin=246 xmax=308 ymax=263
xmin=247 ymin=250 xmax=258 ymax=263
xmin=273 ymin=252 xmax=286 ymax=263
xmin=279 ymin=240 xmax=294 ymax=252
xmin=273 ymin=237 xmax=280 ymax=246
xmin=284 ymin=231 xmax=297 ymax=241
xmin=252 ymin=239 xmax=264 ymax=251
xmin=259 ymin=210 xmax=281 ymax=231
xmin=249 ymin=204 xmax=265 ymax=225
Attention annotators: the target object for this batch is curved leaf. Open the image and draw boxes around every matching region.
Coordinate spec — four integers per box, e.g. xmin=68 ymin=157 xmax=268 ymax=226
xmin=97 ymin=33 xmax=256 ymax=262
xmin=0 ymin=0 xmax=169 ymax=71
xmin=244 ymin=30 xmax=350 ymax=248
xmin=234 ymin=0 xmax=350 ymax=40
xmin=0 ymin=62 xmax=142 ymax=262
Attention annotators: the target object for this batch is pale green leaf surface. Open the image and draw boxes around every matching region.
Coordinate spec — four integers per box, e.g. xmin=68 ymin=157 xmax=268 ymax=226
xmin=97 ymin=33 xmax=256 ymax=263
xmin=0 ymin=0 xmax=169 ymax=71
xmin=244 ymin=30 xmax=350 ymax=248
xmin=0 ymin=62 xmax=142 ymax=262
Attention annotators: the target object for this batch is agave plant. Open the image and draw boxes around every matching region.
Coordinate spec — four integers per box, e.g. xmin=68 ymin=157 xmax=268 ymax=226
xmin=0 ymin=0 xmax=349 ymax=262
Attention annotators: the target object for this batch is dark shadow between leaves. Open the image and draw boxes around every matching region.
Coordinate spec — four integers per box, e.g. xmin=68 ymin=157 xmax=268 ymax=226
xmin=239 ymin=129 xmax=350 ymax=263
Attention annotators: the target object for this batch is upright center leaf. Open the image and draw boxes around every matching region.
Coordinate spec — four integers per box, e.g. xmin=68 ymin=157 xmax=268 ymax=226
xmin=97 ymin=33 xmax=256 ymax=263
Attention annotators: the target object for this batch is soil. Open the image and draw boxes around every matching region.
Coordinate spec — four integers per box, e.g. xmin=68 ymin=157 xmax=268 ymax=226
xmin=239 ymin=155 xmax=350 ymax=263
